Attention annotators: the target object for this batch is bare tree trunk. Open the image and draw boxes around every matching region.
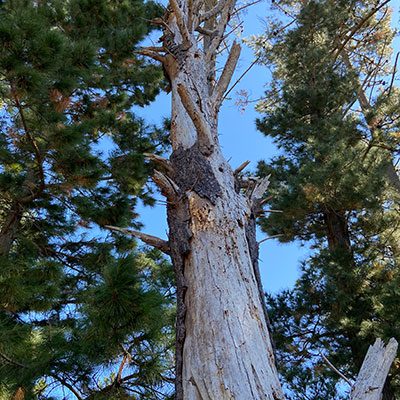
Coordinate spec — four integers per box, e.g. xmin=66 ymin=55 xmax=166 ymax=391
xmin=144 ymin=2 xmax=285 ymax=398
xmin=131 ymin=2 xmax=399 ymax=399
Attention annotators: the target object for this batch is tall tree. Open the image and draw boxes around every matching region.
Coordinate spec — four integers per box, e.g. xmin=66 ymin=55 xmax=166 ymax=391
xmin=121 ymin=1 xmax=397 ymax=399
xmin=0 ymin=0 xmax=175 ymax=398
xmin=1 ymin=1 xmax=397 ymax=399
xmin=252 ymin=0 xmax=400 ymax=398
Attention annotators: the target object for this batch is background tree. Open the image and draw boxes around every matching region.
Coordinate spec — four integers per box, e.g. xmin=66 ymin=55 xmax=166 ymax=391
xmin=251 ymin=0 xmax=400 ymax=398
xmin=0 ymin=1 xmax=175 ymax=398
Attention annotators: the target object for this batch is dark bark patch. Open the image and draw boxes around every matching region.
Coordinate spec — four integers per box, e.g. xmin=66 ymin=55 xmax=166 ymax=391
xmin=170 ymin=144 xmax=222 ymax=205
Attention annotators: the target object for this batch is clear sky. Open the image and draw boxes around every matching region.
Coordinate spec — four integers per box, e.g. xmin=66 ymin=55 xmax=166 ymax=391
xmin=134 ymin=0 xmax=314 ymax=295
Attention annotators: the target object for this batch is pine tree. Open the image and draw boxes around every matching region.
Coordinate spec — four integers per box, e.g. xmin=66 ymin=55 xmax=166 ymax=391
xmin=0 ymin=1 xmax=174 ymax=398
xmin=252 ymin=0 xmax=400 ymax=398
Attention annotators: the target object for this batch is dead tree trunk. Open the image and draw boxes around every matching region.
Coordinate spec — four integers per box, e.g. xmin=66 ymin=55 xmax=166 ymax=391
xmin=141 ymin=1 xmax=285 ymax=399
xmin=122 ymin=2 xmax=399 ymax=399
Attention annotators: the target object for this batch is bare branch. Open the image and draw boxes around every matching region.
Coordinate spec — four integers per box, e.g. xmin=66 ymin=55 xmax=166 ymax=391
xmin=144 ymin=153 xmax=173 ymax=175
xmin=200 ymin=0 xmax=230 ymax=24
xmin=205 ymin=0 xmax=236 ymax=61
xmin=170 ymin=0 xmax=192 ymax=45
xmin=136 ymin=49 xmax=165 ymax=63
xmin=319 ymin=351 xmax=353 ymax=387
xmin=234 ymin=160 xmax=250 ymax=175
xmin=258 ymin=234 xmax=284 ymax=245
xmin=105 ymin=225 xmax=170 ymax=254
xmin=177 ymin=83 xmax=214 ymax=154
xmin=153 ymin=169 xmax=180 ymax=197
xmin=223 ymin=55 xmax=260 ymax=101
xmin=214 ymin=41 xmax=241 ymax=107
xmin=250 ymin=175 xmax=271 ymax=204
xmin=195 ymin=26 xmax=215 ymax=36
xmin=49 ymin=374 xmax=83 ymax=400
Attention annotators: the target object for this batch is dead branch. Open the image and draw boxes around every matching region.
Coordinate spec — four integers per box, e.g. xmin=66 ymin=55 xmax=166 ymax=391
xmin=319 ymin=352 xmax=353 ymax=387
xmin=152 ymin=169 xmax=180 ymax=200
xmin=170 ymin=0 xmax=192 ymax=45
xmin=199 ymin=0 xmax=230 ymax=24
xmin=105 ymin=225 xmax=171 ymax=254
xmin=143 ymin=153 xmax=173 ymax=175
xmin=234 ymin=160 xmax=250 ymax=175
xmin=136 ymin=49 xmax=166 ymax=63
xmin=214 ymin=41 xmax=241 ymax=107
xmin=250 ymin=175 xmax=271 ymax=205
xmin=176 ymin=83 xmax=214 ymax=154
xmin=258 ymin=234 xmax=284 ymax=245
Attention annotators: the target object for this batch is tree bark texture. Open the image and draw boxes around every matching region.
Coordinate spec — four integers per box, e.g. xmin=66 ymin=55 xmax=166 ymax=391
xmin=350 ymin=338 xmax=398 ymax=400
xmin=154 ymin=2 xmax=284 ymax=399
xmin=140 ymin=2 xmax=398 ymax=399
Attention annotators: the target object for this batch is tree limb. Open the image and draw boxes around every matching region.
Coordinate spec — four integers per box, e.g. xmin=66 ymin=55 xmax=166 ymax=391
xmin=176 ymin=83 xmax=214 ymax=154
xmin=199 ymin=0 xmax=230 ymax=23
xmin=234 ymin=160 xmax=250 ymax=175
xmin=136 ymin=49 xmax=166 ymax=63
xmin=105 ymin=225 xmax=171 ymax=254
xmin=170 ymin=0 xmax=192 ymax=45
xmin=214 ymin=41 xmax=241 ymax=107
xmin=49 ymin=374 xmax=83 ymax=400
xmin=143 ymin=153 xmax=173 ymax=175
xmin=152 ymin=169 xmax=180 ymax=200
xmin=250 ymin=175 xmax=271 ymax=205
xmin=319 ymin=351 xmax=353 ymax=387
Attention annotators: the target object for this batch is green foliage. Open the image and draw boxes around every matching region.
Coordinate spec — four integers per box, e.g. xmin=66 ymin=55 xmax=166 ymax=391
xmin=0 ymin=0 xmax=174 ymax=398
xmin=253 ymin=1 xmax=400 ymax=398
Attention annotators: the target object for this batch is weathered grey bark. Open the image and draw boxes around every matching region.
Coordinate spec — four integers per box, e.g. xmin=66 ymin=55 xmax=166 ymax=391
xmin=144 ymin=1 xmax=285 ymax=398
xmin=131 ymin=2 xmax=399 ymax=399
xmin=351 ymin=338 xmax=398 ymax=400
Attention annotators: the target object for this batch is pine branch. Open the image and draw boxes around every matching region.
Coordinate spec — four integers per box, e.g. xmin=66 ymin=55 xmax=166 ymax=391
xmin=333 ymin=0 xmax=390 ymax=61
